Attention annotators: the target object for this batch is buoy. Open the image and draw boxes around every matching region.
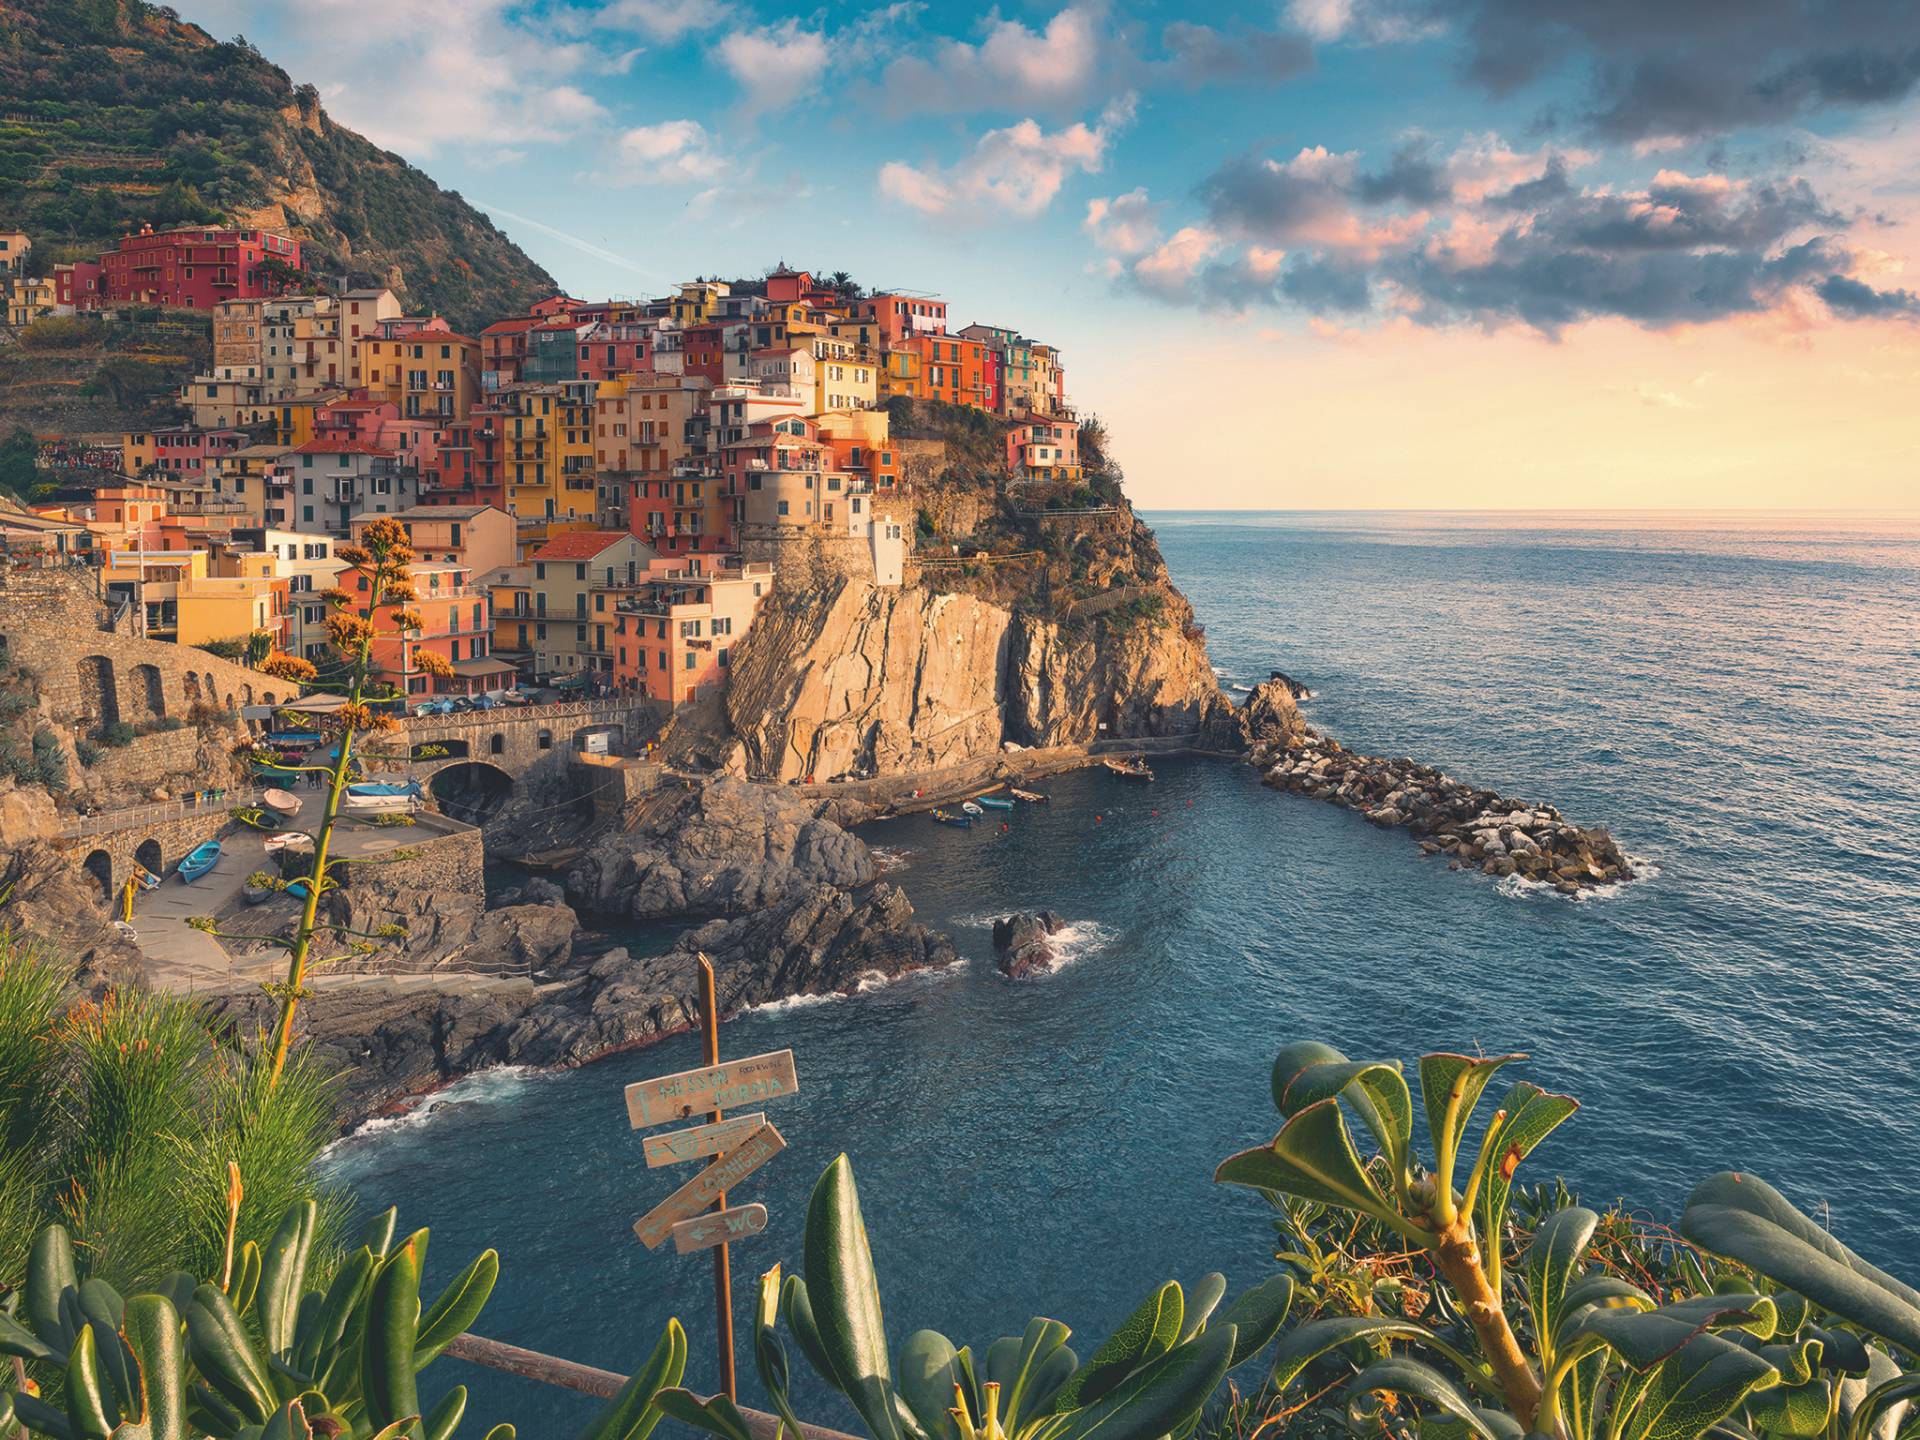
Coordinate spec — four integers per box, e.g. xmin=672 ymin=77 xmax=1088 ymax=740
xmin=1095 ymin=814 xmax=1102 ymax=823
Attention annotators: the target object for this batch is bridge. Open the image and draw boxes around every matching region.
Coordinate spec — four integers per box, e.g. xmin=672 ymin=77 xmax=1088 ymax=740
xmin=399 ymin=696 xmax=662 ymax=779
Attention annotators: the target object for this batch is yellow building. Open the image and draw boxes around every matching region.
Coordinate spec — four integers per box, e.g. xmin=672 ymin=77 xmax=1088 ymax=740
xmin=670 ymin=281 xmax=729 ymax=326
xmin=796 ymin=334 xmax=877 ymax=412
xmin=8 ymin=276 xmax=56 ymax=328
xmin=175 ymin=562 xmax=288 ymax=649
xmin=878 ymin=346 xmax=922 ymax=401
xmin=359 ymin=325 xmax=480 ymax=423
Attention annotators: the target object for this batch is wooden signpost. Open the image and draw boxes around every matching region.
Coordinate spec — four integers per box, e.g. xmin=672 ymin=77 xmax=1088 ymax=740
xmin=624 ymin=954 xmax=800 ymax=1401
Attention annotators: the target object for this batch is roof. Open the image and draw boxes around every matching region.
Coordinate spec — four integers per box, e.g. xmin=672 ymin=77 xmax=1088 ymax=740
xmin=384 ymin=504 xmax=502 ymax=520
xmin=290 ymin=439 xmax=394 ymax=457
xmin=482 ymin=317 xmax=540 ymax=335
xmin=370 ymin=330 xmax=478 ymax=347
xmin=531 ymin=530 xmax=636 ymax=561
xmin=450 ymin=656 xmax=519 ymax=676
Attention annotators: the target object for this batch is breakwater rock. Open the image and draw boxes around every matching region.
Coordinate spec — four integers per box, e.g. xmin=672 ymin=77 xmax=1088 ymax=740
xmin=1254 ymin=731 xmax=1633 ymax=892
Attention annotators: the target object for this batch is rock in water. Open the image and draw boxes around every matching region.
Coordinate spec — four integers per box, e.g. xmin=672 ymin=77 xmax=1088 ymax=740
xmin=1240 ymin=678 xmax=1305 ymax=748
xmin=992 ymin=909 xmax=1066 ymax=979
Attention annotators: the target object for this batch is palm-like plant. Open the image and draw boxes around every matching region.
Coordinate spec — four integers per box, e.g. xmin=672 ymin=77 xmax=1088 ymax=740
xmin=1219 ymin=1044 xmax=1920 ymax=1440
xmin=658 ymin=1155 xmax=1295 ymax=1440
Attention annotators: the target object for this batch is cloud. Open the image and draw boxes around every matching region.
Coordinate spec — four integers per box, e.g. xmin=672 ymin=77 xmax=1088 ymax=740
xmin=1085 ymin=189 xmax=1164 ymax=256
xmin=880 ymin=100 xmax=1129 ymax=219
xmin=875 ymin=6 xmax=1110 ymax=116
xmin=597 ymin=0 xmax=731 ymax=41
xmin=1356 ymin=140 xmax=1451 ymax=204
xmin=1132 ymin=227 xmax=1222 ymax=297
xmin=715 ymin=19 xmax=829 ymax=113
xmin=1817 ymin=273 xmax=1920 ymax=316
xmin=275 ymin=0 xmax=613 ymax=157
xmin=1433 ymin=0 xmax=1920 ymax=141
xmin=1158 ymin=21 xmax=1314 ymax=87
xmin=597 ymin=119 xmax=726 ymax=184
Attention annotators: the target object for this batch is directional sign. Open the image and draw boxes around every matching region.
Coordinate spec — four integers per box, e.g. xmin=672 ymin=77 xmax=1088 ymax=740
xmin=642 ymin=1113 xmax=768 ymax=1169
xmin=633 ymin=1122 xmax=786 ymax=1250
xmin=624 ymin=1049 xmax=798 ymax=1130
xmin=671 ymin=1204 xmax=770 ymax=1254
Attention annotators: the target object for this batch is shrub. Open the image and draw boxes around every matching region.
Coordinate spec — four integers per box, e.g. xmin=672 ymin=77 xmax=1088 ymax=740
xmin=99 ymin=720 xmax=135 ymax=746
xmin=29 ymin=727 xmax=65 ymax=791
xmin=196 ymin=636 xmax=248 ymax=661
xmin=74 ymin=738 xmax=101 ymax=767
xmin=17 ymin=315 xmax=100 ymax=350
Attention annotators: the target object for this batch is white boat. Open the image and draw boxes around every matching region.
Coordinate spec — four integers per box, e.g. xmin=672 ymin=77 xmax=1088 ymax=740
xmin=263 ymin=831 xmax=313 ymax=855
xmin=342 ymin=780 xmax=423 ymax=814
xmin=263 ymin=788 xmax=303 ymax=817
xmin=1103 ymin=757 xmax=1155 ymax=781
xmin=961 ymin=800 xmax=985 ymax=817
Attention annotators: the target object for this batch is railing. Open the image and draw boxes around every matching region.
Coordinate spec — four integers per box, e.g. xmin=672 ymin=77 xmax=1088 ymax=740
xmin=58 ymin=788 xmax=257 ymax=840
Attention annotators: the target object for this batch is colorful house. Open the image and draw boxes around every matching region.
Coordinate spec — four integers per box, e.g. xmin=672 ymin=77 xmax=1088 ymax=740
xmin=96 ymin=224 xmax=302 ymax=308
xmin=356 ymin=504 xmax=516 ymax=577
xmin=608 ymin=559 xmax=774 ymax=705
xmin=359 ymin=320 xmax=480 ymax=422
xmin=523 ymin=530 xmax=658 ymax=679
xmin=351 ymin=560 xmax=497 ymax=696
xmin=1006 ymin=416 xmax=1082 ymax=482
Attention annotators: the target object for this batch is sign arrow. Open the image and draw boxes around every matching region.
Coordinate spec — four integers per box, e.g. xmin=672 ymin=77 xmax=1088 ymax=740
xmin=633 ymin=1121 xmax=785 ymax=1250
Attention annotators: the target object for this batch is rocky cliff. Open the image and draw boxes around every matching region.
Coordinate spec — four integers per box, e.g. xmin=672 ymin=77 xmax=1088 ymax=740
xmin=709 ymin=507 xmax=1241 ymax=782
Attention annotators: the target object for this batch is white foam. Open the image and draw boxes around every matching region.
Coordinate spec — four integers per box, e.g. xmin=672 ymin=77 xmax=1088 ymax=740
xmin=1494 ymin=850 xmax=1659 ymax=904
xmin=867 ymin=845 xmax=913 ymax=874
xmin=1229 ymin=683 xmax=1253 ymax=694
xmin=323 ymin=1065 xmax=544 ymax=1156
xmin=740 ymin=958 xmax=966 ymax=1017
xmin=1001 ymin=919 xmax=1117 ymax=977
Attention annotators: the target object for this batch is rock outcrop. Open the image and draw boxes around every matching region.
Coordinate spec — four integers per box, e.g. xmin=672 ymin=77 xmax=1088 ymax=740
xmin=563 ymin=777 xmax=871 ymax=919
xmin=0 ymin=842 xmax=144 ymax=993
xmin=991 ymin=910 xmax=1066 ymax=979
xmin=216 ymin=881 xmax=953 ymax=1121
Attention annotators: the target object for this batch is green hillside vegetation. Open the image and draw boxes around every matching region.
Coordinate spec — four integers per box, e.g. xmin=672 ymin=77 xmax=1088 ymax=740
xmin=0 ymin=0 xmax=556 ymax=329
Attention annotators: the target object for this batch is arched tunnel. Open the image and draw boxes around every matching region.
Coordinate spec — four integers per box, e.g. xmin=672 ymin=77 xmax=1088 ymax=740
xmin=428 ymin=762 xmax=517 ymax=825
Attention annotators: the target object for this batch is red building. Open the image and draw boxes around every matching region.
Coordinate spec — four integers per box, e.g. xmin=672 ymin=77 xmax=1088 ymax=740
xmin=98 ymin=225 xmax=301 ymax=309
xmin=54 ymin=260 xmax=103 ymax=310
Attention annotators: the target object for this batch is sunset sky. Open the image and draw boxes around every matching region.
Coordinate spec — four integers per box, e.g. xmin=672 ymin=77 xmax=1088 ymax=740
xmin=183 ymin=0 xmax=1920 ymax=509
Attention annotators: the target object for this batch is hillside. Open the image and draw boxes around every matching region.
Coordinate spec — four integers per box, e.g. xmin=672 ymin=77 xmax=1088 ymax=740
xmin=0 ymin=0 xmax=556 ymax=330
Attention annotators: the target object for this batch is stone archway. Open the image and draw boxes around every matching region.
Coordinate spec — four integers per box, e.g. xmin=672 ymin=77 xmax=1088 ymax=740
xmin=489 ymin=733 xmax=505 ymax=756
xmin=83 ymin=849 xmax=113 ymax=907
xmin=183 ymin=672 xmax=202 ymax=706
xmin=536 ymin=728 xmax=553 ymax=750
xmin=427 ymin=762 xmax=516 ymax=824
xmin=78 ymin=655 xmax=119 ymax=729
xmin=134 ymin=663 xmax=166 ymax=720
xmin=134 ymin=837 xmax=163 ymax=879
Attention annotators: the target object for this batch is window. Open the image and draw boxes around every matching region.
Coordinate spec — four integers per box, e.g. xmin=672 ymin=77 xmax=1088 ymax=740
xmin=535 ymin=562 xmax=545 ymax=580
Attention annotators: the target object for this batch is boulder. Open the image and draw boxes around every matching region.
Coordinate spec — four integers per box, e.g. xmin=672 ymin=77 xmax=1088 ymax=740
xmin=991 ymin=910 xmax=1066 ymax=978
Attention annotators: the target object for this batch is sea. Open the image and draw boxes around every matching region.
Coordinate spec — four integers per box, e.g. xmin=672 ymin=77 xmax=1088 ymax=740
xmin=321 ymin=510 xmax=1920 ymax=1430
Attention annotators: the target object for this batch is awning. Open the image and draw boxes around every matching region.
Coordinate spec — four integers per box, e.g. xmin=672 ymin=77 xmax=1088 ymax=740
xmin=450 ymin=656 xmax=520 ymax=676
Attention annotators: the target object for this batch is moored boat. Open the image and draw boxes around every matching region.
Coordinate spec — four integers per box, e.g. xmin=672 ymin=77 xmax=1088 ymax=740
xmin=264 ymin=831 xmax=312 ymax=855
xmin=177 ymin=840 xmax=222 ymax=883
xmin=343 ymin=780 xmax=423 ymax=814
xmin=1010 ymin=787 xmax=1049 ymax=805
xmin=1103 ymin=757 xmax=1155 ymax=781
xmin=131 ymin=865 xmax=161 ymax=891
xmin=263 ymin=788 xmax=303 ymax=817
xmin=976 ymin=795 xmax=1015 ymax=811
xmin=931 ymin=808 xmax=973 ymax=828
xmin=961 ymin=800 xmax=985 ymax=817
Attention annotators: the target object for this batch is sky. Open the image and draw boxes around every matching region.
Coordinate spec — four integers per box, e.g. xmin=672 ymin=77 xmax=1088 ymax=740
xmin=180 ymin=0 xmax=1920 ymax=509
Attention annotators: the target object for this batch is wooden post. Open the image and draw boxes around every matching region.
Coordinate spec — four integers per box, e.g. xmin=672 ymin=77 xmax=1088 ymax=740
xmin=698 ymin=952 xmax=736 ymax=1402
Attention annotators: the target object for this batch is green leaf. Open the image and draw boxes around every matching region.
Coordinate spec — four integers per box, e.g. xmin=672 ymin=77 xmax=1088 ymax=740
xmin=1573 ymin=1297 xmax=1766 ymax=1371
xmin=1838 ymin=1350 xmax=1908 ymax=1440
xmin=898 ymin=1330 xmax=966 ymax=1440
xmin=67 ymin=1322 xmax=122 ymax=1439
xmin=300 ymin=1247 xmax=374 ymax=1393
xmin=574 ymin=1318 xmax=687 ymax=1440
xmin=10 ymin=1388 xmax=77 ymax=1440
xmin=1525 ymin=1206 xmax=1598 ymax=1363
xmin=422 ymin=1384 xmax=467 ymax=1440
xmin=258 ymin=1203 xmax=318 ymax=1360
xmin=361 ymin=1240 xmax=424 ymax=1439
xmin=1213 ymin=1276 xmax=1294 ymax=1369
xmin=361 ymin=1209 xmax=400 ymax=1260
xmin=1680 ymin=1173 xmax=1920 ymax=1353
xmin=1049 ymin=1282 xmax=1184 ymax=1412
xmin=413 ymin=1250 xmax=498 ymax=1369
xmin=483 ymin=1427 xmax=517 ymax=1440
xmin=782 ymin=1275 xmax=840 ymax=1388
xmin=232 ymin=1242 xmax=263 ymax=1318
xmin=185 ymin=1282 xmax=275 ymax=1425
xmin=1344 ymin=1357 xmax=1496 ymax=1440
xmin=1416 ymin=1053 xmax=1522 ymax=1199
xmin=1474 ymin=1084 xmax=1579 ymax=1246
xmin=1745 ymin=1379 xmax=1836 ymax=1437
xmin=1002 ymin=1318 xmax=1073 ymax=1428
xmin=122 ymin=1293 xmax=187 ymax=1440
xmin=803 ymin=1156 xmax=902 ymax=1440
xmin=653 ymin=1388 xmax=757 ymax=1440
xmin=1037 ymin=1326 xmax=1236 ymax=1440
xmin=1270 ymin=1316 xmax=1437 ymax=1393
xmin=1215 ymin=1100 xmax=1402 ymax=1231
xmin=755 ymin=1266 xmax=811 ymax=1440
xmin=27 ymin=1224 xmax=79 ymax=1350
xmin=1616 ymin=1333 xmax=1778 ymax=1440
xmin=0 ymin=1309 xmax=56 ymax=1363
xmin=1845 ymin=1371 xmax=1920 ymax=1440
xmin=1177 ymin=1275 xmax=1227 ymax=1344
xmin=1270 ymin=1046 xmax=1415 ymax=1182
xmin=261 ymin=1397 xmax=316 ymax=1440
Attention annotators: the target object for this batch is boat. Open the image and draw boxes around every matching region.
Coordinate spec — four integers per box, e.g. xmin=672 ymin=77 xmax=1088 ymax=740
xmin=177 ymin=841 xmax=222 ymax=883
xmin=976 ymin=795 xmax=1015 ymax=811
xmin=263 ymin=788 xmax=303 ymax=817
xmin=930 ymin=809 xmax=973 ymax=828
xmin=1103 ymin=757 xmax=1155 ymax=781
xmin=961 ymin=800 xmax=985 ymax=817
xmin=343 ymin=780 xmax=423 ymax=815
xmin=263 ymin=831 xmax=312 ymax=855
xmin=1010 ymin=788 xmax=1050 ymax=805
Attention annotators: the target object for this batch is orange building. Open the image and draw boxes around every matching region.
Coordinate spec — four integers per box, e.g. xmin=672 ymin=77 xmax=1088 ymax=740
xmin=351 ymin=559 xmax=497 ymax=697
xmin=608 ymin=560 xmax=773 ymax=706
xmin=359 ymin=322 xmax=480 ymax=423
xmin=909 ymin=332 xmax=991 ymax=410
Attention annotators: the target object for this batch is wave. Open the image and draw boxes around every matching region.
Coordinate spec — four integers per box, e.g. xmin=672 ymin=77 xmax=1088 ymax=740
xmin=1494 ymin=849 xmax=1660 ymax=904
xmin=998 ymin=919 xmax=1118 ymax=978
xmin=323 ymin=1065 xmax=545 ymax=1156
xmin=1229 ymin=682 xmax=1253 ymax=693
xmin=740 ymin=958 xmax=968 ymax=1017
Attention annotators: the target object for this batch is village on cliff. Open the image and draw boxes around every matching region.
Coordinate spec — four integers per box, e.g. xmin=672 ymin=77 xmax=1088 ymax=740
xmin=1 ymin=223 xmax=1084 ymax=706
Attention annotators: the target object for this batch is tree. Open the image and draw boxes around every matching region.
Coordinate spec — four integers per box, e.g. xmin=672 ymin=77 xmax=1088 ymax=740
xmin=193 ymin=518 xmax=451 ymax=1086
xmin=0 ymin=428 xmax=42 ymax=502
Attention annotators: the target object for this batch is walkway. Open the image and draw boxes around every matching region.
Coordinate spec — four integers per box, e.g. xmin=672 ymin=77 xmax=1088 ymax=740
xmin=59 ymin=789 xmax=255 ymax=841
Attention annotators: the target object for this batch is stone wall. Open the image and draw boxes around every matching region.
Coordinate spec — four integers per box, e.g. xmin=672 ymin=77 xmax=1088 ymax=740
xmin=0 ymin=569 xmax=293 ymax=731
xmin=61 ymin=807 xmax=235 ymax=909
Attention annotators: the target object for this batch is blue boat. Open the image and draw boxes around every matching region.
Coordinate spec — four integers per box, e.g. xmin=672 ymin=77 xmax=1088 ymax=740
xmin=347 ymin=781 xmax=421 ymax=797
xmin=931 ymin=809 xmax=973 ymax=828
xmin=976 ymin=795 xmax=1015 ymax=811
xmin=177 ymin=840 xmax=222 ymax=883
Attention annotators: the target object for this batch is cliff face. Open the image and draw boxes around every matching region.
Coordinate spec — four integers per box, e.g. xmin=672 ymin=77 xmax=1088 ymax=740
xmin=717 ymin=509 xmax=1240 ymax=782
